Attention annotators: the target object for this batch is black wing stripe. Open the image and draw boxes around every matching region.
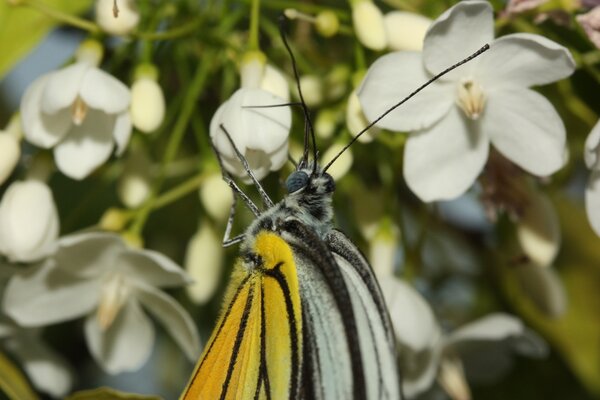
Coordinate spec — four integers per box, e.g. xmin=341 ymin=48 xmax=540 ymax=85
xmin=266 ymin=265 xmax=301 ymax=398
xmin=189 ymin=273 xmax=253 ymax=390
xmin=281 ymin=219 xmax=367 ymax=400
xmin=254 ymin=282 xmax=271 ymax=400
xmin=220 ymin=284 xmax=255 ymax=400
xmin=326 ymin=230 xmax=395 ymax=341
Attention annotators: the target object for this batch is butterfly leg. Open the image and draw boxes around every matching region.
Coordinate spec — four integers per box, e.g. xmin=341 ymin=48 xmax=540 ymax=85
xmin=221 ymin=195 xmax=245 ymax=247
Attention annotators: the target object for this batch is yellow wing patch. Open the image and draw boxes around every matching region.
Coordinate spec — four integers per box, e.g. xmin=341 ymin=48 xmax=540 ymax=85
xmin=181 ymin=232 xmax=302 ymax=400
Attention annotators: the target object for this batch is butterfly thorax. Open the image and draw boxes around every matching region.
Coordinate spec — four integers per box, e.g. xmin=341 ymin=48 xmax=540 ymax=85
xmin=240 ymin=166 xmax=335 ymax=265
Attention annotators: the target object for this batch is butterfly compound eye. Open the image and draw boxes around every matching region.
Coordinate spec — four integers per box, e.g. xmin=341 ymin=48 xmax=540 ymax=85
xmin=286 ymin=171 xmax=309 ymax=193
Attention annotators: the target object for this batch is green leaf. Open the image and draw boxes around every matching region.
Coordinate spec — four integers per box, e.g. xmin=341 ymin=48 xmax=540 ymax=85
xmin=66 ymin=387 xmax=163 ymax=400
xmin=0 ymin=0 xmax=92 ymax=80
xmin=502 ymin=196 xmax=600 ymax=396
xmin=0 ymin=351 xmax=39 ymax=400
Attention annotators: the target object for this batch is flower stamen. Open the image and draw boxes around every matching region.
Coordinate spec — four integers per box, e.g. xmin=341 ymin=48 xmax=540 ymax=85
xmin=456 ymin=79 xmax=486 ymax=120
xmin=71 ymin=97 xmax=88 ymax=126
xmin=97 ymin=272 xmax=129 ymax=330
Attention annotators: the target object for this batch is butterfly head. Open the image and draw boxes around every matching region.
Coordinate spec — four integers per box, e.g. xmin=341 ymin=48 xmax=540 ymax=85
xmin=285 ymin=164 xmax=335 ymax=197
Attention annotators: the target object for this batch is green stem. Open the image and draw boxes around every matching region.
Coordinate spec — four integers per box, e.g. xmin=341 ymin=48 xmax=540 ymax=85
xmin=19 ymin=0 xmax=100 ymax=33
xmin=151 ymin=172 xmax=208 ymax=211
xmin=248 ymin=0 xmax=261 ymax=51
xmin=129 ymin=51 xmax=214 ymax=234
xmin=135 ymin=17 xmax=204 ymax=41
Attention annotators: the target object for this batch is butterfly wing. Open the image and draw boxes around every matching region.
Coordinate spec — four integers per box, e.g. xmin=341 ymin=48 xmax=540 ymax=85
xmin=326 ymin=229 xmax=402 ymax=400
xmin=181 ymin=232 xmax=302 ymax=400
xmin=281 ymin=220 xmax=400 ymax=400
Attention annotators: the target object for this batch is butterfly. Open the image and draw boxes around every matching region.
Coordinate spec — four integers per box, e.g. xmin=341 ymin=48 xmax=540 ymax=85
xmin=180 ymin=17 xmax=489 ymax=400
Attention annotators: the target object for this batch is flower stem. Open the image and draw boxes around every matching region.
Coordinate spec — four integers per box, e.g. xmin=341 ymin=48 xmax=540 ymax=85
xmin=248 ymin=0 xmax=261 ymax=51
xmin=129 ymin=51 xmax=214 ymax=235
xmin=17 ymin=0 xmax=100 ymax=33
xmin=135 ymin=17 xmax=204 ymax=41
xmin=151 ymin=172 xmax=208 ymax=211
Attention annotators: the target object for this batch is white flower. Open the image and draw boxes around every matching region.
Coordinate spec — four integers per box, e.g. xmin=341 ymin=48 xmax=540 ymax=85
xmin=2 ymin=233 xmax=200 ymax=374
xmin=130 ymin=69 xmax=166 ymax=133
xmin=95 ymin=0 xmax=140 ymax=36
xmin=21 ymin=48 xmax=132 ymax=180
xmin=383 ymin=11 xmax=432 ymax=51
xmin=380 ymin=279 xmax=547 ymax=398
xmin=358 ymin=1 xmax=575 ymax=201
xmin=0 ymin=180 xmax=59 ymax=263
xmin=210 ymin=88 xmax=291 ymax=182
xmin=1 ymin=326 xmax=73 ymax=398
xmin=351 ymin=0 xmax=387 ymax=51
xmin=184 ymin=223 xmax=223 ymax=304
xmin=346 ymin=89 xmax=380 ymax=143
xmin=584 ymin=119 xmax=600 ymax=236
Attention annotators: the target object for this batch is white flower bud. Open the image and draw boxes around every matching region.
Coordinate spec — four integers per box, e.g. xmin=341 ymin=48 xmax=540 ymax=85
xmin=95 ymin=0 xmax=140 ymax=36
xmin=240 ymin=51 xmax=267 ymax=90
xmin=117 ymin=147 xmax=152 ymax=209
xmin=0 ymin=133 xmax=20 ymax=185
xmin=200 ymin=173 xmax=233 ymax=221
xmin=185 ymin=223 xmax=223 ymax=304
xmin=298 ymin=75 xmax=324 ymax=107
xmin=346 ymin=89 xmax=380 ymax=143
xmin=516 ymin=189 xmax=560 ymax=267
xmin=351 ymin=0 xmax=387 ymax=51
xmin=321 ymin=142 xmax=353 ymax=181
xmin=384 ymin=11 xmax=432 ymax=51
xmin=0 ymin=180 xmax=59 ymax=262
xmin=130 ymin=74 xmax=166 ymax=133
xmin=260 ymin=65 xmax=290 ymax=102
xmin=315 ymin=10 xmax=340 ymax=37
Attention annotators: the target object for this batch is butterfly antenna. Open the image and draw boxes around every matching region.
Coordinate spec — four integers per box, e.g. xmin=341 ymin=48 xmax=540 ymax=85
xmin=279 ymin=14 xmax=318 ymax=173
xmin=323 ymin=43 xmax=490 ymax=173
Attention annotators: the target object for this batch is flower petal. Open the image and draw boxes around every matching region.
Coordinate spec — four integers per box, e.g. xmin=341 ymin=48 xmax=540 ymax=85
xmin=584 ymin=119 xmax=600 ymax=170
xmin=358 ymin=51 xmax=454 ymax=131
xmin=423 ymin=1 xmax=494 ymax=77
xmin=446 ymin=313 xmax=524 ymax=345
xmin=134 ymin=284 xmax=201 ymax=360
xmin=8 ymin=333 xmax=73 ymax=397
xmin=485 ymin=88 xmax=566 ymax=176
xmin=2 ymin=261 xmax=99 ymax=326
xmin=21 ymin=73 xmax=71 ymax=148
xmin=477 ymin=33 xmax=575 ymax=90
xmin=378 ymin=278 xmax=440 ymax=351
xmin=40 ymin=63 xmax=88 ymax=114
xmin=119 ymin=248 xmax=191 ymax=288
xmin=84 ymin=299 xmax=154 ymax=374
xmin=53 ymin=110 xmax=116 ymax=179
xmin=80 ymin=68 xmax=131 ymax=114
xmin=586 ymin=170 xmax=600 ymax=237
xmin=404 ymin=107 xmax=489 ymax=202
xmin=55 ymin=232 xmax=125 ymax=277
xmin=113 ymin=112 xmax=132 ymax=156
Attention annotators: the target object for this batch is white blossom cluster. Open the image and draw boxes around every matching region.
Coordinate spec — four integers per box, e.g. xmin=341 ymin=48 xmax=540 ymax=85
xmin=0 ymin=0 xmax=597 ymax=398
